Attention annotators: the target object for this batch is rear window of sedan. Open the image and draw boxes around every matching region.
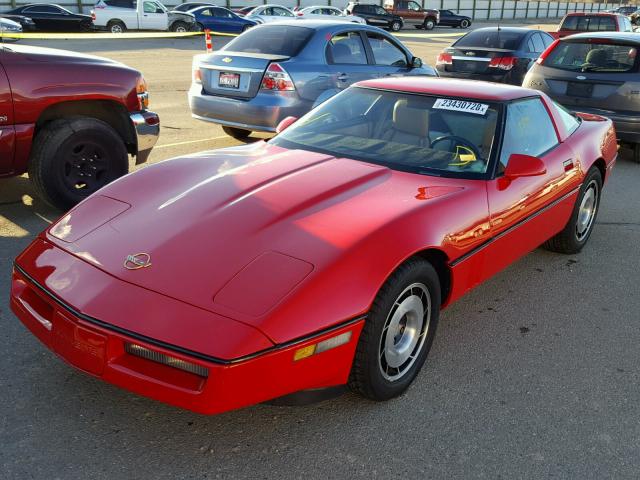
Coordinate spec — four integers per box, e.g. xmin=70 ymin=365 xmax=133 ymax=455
xmin=223 ymin=25 xmax=314 ymax=56
xmin=544 ymin=41 xmax=637 ymax=73
xmin=454 ymin=30 xmax=523 ymax=50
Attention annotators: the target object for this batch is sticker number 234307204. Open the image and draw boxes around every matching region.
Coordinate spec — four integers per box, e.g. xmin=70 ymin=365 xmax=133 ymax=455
xmin=433 ymin=98 xmax=489 ymax=115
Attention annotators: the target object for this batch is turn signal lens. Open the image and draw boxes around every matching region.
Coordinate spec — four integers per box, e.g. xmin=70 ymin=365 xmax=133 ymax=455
xmin=436 ymin=52 xmax=452 ymax=65
xmin=136 ymin=76 xmax=149 ymax=109
xmin=261 ymin=62 xmax=295 ymax=91
xmin=293 ymin=331 xmax=352 ymax=361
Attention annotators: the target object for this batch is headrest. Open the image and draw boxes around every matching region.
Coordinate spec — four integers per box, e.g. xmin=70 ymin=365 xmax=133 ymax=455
xmin=393 ymin=100 xmax=429 ymax=137
xmin=586 ymin=48 xmax=607 ymax=65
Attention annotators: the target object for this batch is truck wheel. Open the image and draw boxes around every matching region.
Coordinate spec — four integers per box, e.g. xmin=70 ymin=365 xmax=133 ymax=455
xmin=107 ymin=20 xmax=126 ymax=34
xmin=389 ymin=20 xmax=402 ymax=32
xmin=424 ymin=18 xmax=435 ymax=30
xmin=222 ymin=126 xmax=251 ymax=140
xmin=28 ymin=117 xmax=128 ymax=211
xmin=171 ymin=21 xmax=188 ymax=32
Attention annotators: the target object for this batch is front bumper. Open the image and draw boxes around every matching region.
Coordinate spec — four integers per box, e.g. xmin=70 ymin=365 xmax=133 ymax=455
xmin=10 ymin=243 xmax=363 ymax=415
xmin=188 ymin=85 xmax=312 ymax=132
xmin=130 ymin=110 xmax=159 ymax=164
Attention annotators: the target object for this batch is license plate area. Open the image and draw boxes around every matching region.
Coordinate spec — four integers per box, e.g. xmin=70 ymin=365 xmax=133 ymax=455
xmin=567 ymin=81 xmax=593 ymax=98
xmin=218 ymin=72 xmax=240 ymax=89
xmin=453 ymin=60 xmax=485 ymax=73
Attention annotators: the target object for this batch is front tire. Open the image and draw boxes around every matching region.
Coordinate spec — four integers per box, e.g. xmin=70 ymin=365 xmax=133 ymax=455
xmin=390 ymin=20 xmax=402 ymax=32
xmin=171 ymin=21 xmax=188 ymax=32
xmin=460 ymin=19 xmax=470 ymax=28
xmin=544 ymin=167 xmax=602 ymax=254
xmin=424 ymin=18 xmax=435 ymax=30
xmin=349 ymin=258 xmax=441 ymax=401
xmin=222 ymin=125 xmax=251 ymax=139
xmin=28 ymin=117 xmax=128 ymax=210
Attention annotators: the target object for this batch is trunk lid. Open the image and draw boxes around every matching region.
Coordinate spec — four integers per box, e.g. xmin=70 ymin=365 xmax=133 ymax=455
xmin=198 ymin=51 xmax=289 ymax=99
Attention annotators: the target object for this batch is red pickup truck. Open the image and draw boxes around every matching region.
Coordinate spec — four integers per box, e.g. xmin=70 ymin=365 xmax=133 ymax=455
xmin=0 ymin=44 xmax=160 ymax=210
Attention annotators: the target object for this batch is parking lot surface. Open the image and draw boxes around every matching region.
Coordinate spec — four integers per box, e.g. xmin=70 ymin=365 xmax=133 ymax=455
xmin=1 ymin=25 xmax=640 ymax=479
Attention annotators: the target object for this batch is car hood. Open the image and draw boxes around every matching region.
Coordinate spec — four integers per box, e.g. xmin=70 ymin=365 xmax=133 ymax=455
xmin=46 ymin=142 xmax=470 ymax=332
xmin=2 ymin=44 xmax=123 ymax=66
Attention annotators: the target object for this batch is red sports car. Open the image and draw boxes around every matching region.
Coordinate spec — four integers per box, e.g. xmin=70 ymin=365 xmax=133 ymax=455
xmin=10 ymin=78 xmax=617 ymax=415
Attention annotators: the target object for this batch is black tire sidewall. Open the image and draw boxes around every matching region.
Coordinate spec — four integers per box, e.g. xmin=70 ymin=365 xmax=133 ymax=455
xmin=391 ymin=21 xmax=401 ymax=31
xmin=29 ymin=118 xmax=128 ymax=210
xmin=424 ymin=19 xmax=435 ymax=30
xmin=571 ymin=168 xmax=602 ymax=248
xmin=461 ymin=19 xmax=469 ymax=28
xmin=222 ymin=125 xmax=251 ymax=139
xmin=352 ymin=260 xmax=441 ymax=400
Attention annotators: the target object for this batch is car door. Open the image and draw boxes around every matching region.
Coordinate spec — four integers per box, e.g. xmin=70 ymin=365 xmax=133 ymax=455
xmin=404 ymin=0 xmax=424 ymax=26
xmin=23 ymin=5 xmax=56 ymax=30
xmin=438 ymin=10 xmax=455 ymax=26
xmin=369 ymin=5 xmax=390 ymax=27
xmin=140 ymin=1 xmax=168 ymax=30
xmin=0 ymin=60 xmax=14 ymax=175
xmin=211 ymin=7 xmax=238 ymax=33
xmin=325 ymin=30 xmax=374 ymax=92
xmin=481 ymin=97 xmax=580 ymax=280
xmin=363 ymin=32 xmax=413 ymax=78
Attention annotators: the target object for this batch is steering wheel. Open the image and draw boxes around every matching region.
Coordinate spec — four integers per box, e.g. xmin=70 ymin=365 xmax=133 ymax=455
xmin=430 ymin=135 xmax=482 ymax=163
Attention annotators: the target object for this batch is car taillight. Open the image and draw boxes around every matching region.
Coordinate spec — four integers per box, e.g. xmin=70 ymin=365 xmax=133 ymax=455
xmin=91 ymin=10 xmax=96 ymax=21
xmin=296 ymin=12 xmax=304 ymax=16
xmin=136 ymin=76 xmax=149 ymax=109
xmin=536 ymin=39 xmax=560 ymax=65
xmin=261 ymin=63 xmax=295 ymax=91
xmin=489 ymin=56 xmax=517 ymax=70
xmin=436 ymin=52 xmax=452 ymax=65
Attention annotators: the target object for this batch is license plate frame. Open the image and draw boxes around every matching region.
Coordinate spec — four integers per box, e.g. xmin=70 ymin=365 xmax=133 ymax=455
xmin=218 ymin=72 xmax=240 ymax=89
xmin=567 ymin=81 xmax=593 ymax=98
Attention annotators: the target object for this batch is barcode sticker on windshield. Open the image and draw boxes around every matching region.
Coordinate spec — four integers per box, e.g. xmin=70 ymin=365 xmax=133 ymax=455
xmin=433 ymin=98 xmax=489 ymax=115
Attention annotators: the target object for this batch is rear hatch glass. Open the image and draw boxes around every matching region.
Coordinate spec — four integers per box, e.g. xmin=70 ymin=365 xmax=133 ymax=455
xmin=544 ymin=41 xmax=637 ymax=73
xmin=223 ymin=25 xmax=314 ymax=56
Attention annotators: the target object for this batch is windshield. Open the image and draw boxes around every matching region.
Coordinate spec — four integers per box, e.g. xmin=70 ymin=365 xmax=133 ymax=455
xmin=455 ymin=30 xmax=523 ymax=50
xmin=271 ymin=88 xmax=500 ymax=177
xmin=544 ymin=41 xmax=637 ymax=73
xmin=223 ymin=25 xmax=313 ymax=56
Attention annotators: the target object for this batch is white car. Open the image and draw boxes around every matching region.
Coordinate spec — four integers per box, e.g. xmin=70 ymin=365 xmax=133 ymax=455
xmin=245 ymin=4 xmax=295 ymax=24
xmin=296 ymin=5 xmax=365 ymax=24
xmin=0 ymin=17 xmax=22 ymax=33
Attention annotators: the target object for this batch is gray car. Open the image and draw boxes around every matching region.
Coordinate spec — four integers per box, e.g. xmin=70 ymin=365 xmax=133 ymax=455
xmin=523 ymin=31 xmax=640 ymax=163
xmin=188 ymin=20 xmax=436 ymax=139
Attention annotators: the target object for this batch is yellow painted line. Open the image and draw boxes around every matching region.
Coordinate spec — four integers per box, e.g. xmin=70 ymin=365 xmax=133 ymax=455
xmin=154 ymin=135 xmax=229 ymax=149
xmin=2 ymin=31 xmax=204 ymax=40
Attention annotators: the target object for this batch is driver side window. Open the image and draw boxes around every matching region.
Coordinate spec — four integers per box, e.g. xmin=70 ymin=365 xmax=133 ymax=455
xmin=499 ymin=98 xmax=558 ymax=171
xmin=143 ymin=1 xmax=157 ymax=13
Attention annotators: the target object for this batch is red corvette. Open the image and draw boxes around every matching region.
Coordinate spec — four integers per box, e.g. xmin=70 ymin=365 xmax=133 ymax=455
xmin=11 ymin=78 xmax=617 ymax=414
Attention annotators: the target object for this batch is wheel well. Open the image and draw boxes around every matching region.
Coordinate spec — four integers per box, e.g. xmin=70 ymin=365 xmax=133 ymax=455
xmin=413 ymin=249 xmax=451 ymax=306
xmin=35 ymin=100 xmax=136 ymax=155
xmin=107 ymin=19 xmax=124 ymax=25
xmin=593 ymin=158 xmax=607 ymax=182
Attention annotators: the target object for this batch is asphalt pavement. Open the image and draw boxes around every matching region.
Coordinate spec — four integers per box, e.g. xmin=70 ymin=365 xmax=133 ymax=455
xmin=1 ymin=25 xmax=639 ymax=479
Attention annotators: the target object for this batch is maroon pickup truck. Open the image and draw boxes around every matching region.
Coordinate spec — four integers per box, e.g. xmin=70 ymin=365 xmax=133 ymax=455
xmin=0 ymin=44 xmax=159 ymax=210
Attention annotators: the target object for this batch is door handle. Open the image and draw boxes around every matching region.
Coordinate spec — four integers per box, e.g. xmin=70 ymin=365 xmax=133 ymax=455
xmin=563 ymin=159 xmax=574 ymax=172
xmin=337 ymin=73 xmax=349 ymax=82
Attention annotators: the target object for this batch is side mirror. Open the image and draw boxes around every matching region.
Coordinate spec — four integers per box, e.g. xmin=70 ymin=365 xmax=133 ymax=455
xmin=504 ymin=153 xmax=546 ymax=179
xmin=411 ymin=56 xmax=423 ymax=68
xmin=276 ymin=116 xmax=298 ymax=133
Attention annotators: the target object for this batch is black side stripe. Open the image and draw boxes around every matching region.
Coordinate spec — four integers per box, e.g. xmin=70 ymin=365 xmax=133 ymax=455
xmin=13 ymin=264 xmax=366 ymax=366
xmin=450 ymin=186 xmax=581 ymax=268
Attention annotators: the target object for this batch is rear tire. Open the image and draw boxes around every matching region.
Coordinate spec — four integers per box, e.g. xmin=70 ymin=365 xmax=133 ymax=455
xmin=424 ymin=18 xmax=435 ymax=30
xmin=390 ymin=20 xmax=402 ymax=32
xmin=242 ymin=24 xmax=251 ymax=32
xmin=544 ymin=167 xmax=602 ymax=254
xmin=348 ymin=258 xmax=440 ymax=401
xmin=633 ymin=143 xmax=640 ymax=164
xmin=222 ymin=126 xmax=251 ymax=140
xmin=107 ymin=20 xmax=126 ymax=34
xmin=28 ymin=117 xmax=128 ymax=211
xmin=171 ymin=21 xmax=188 ymax=32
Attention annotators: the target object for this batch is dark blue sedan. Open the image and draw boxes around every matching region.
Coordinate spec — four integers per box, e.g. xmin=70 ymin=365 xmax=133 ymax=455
xmin=189 ymin=6 xmax=257 ymax=33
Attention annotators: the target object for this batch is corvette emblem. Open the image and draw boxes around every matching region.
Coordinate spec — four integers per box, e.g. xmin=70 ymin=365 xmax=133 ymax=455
xmin=576 ymin=75 xmax=586 ymax=80
xmin=222 ymin=57 xmax=232 ymax=63
xmin=124 ymin=253 xmax=152 ymax=270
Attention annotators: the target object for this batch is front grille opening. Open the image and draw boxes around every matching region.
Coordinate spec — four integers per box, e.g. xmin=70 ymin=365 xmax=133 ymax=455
xmin=124 ymin=343 xmax=209 ymax=378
